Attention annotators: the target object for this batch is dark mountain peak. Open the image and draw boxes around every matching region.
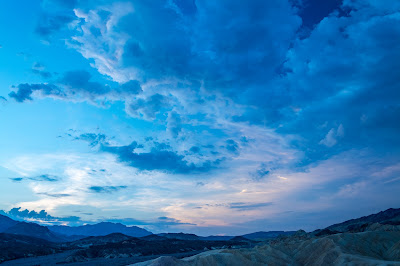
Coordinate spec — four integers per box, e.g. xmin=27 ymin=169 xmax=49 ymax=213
xmin=241 ymin=231 xmax=295 ymax=240
xmin=230 ymin=236 xmax=250 ymax=241
xmin=0 ymin=214 xmax=19 ymax=232
xmin=326 ymin=208 xmax=400 ymax=232
xmin=96 ymin=221 xmax=123 ymax=226
xmin=6 ymin=221 xmax=50 ymax=233
xmin=4 ymin=222 xmax=64 ymax=242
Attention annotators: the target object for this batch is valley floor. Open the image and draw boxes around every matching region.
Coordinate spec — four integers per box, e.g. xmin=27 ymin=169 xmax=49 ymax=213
xmin=1 ymin=250 xmax=202 ymax=266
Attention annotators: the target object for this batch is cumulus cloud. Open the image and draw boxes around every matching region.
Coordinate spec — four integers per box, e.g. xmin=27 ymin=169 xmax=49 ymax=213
xmin=24 ymin=1 xmax=397 ymax=163
xmin=27 ymin=0 xmax=398 ymax=169
xmin=1 ymin=207 xmax=80 ymax=223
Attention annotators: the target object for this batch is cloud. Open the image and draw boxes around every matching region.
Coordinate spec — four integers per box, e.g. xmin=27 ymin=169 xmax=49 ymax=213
xmin=125 ymin=93 xmax=170 ymax=120
xmin=9 ymin=70 xmax=142 ymax=103
xmin=76 ymin=133 xmax=107 ymax=147
xmin=2 ymin=207 xmax=80 ymax=223
xmin=101 ymin=141 xmax=222 ymax=174
xmin=270 ymin=0 xmax=400 ymax=165
xmin=67 ymin=0 xmax=301 ymax=88
xmin=167 ymin=110 xmax=182 ymax=138
xmin=225 ymin=139 xmax=239 ymax=153
xmin=35 ymin=13 xmax=74 ymax=40
xmin=252 ymin=163 xmax=271 ymax=181
xmin=10 ymin=177 xmax=24 ymax=182
xmin=156 ymin=216 xmax=195 ymax=226
xmin=319 ymin=124 xmax=344 ymax=147
xmin=32 ymin=62 xmax=52 ymax=79
xmin=228 ymin=202 xmax=274 ymax=210
xmin=4 ymin=0 xmax=400 ymax=235
xmin=88 ymin=185 xmax=127 ymax=193
xmin=10 ymin=174 xmax=60 ymax=182
xmin=36 ymin=193 xmax=71 ymax=198
xmin=9 ymin=83 xmax=64 ymax=102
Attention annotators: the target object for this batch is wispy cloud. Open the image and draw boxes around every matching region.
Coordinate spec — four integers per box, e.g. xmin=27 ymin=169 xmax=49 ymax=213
xmin=89 ymin=186 xmax=127 ymax=193
xmin=10 ymin=174 xmax=59 ymax=182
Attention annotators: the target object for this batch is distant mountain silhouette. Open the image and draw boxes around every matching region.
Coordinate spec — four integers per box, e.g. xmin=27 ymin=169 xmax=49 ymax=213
xmin=0 ymin=214 xmax=18 ymax=232
xmin=4 ymin=222 xmax=65 ymax=242
xmin=242 ymin=231 xmax=295 ymax=240
xmin=230 ymin=236 xmax=251 ymax=242
xmin=157 ymin=232 xmax=200 ymax=240
xmin=199 ymin=235 xmax=234 ymax=241
xmin=324 ymin=208 xmax=400 ymax=233
xmin=49 ymin=221 xmax=152 ymax=237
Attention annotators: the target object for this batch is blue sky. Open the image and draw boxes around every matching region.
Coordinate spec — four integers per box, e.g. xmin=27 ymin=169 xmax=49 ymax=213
xmin=0 ymin=0 xmax=400 ymax=235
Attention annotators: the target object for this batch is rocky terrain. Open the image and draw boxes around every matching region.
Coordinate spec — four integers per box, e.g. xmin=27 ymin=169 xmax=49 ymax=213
xmin=134 ymin=229 xmax=400 ymax=265
xmin=0 ymin=233 xmax=63 ymax=263
xmin=134 ymin=209 xmax=400 ymax=266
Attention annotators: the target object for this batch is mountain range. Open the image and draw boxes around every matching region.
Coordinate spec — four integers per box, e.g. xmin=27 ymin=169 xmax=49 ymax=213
xmin=0 ymin=214 xmax=295 ymax=243
xmin=0 ymin=214 xmax=153 ymax=242
xmin=1 ymin=208 xmax=400 ymax=265
xmin=134 ymin=208 xmax=400 ymax=266
xmin=49 ymin=221 xmax=152 ymax=238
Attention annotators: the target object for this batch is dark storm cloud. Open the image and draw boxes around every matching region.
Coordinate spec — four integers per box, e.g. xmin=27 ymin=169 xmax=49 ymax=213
xmin=13 ymin=0 xmax=400 ymax=173
xmin=117 ymin=0 xmax=301 ymax=90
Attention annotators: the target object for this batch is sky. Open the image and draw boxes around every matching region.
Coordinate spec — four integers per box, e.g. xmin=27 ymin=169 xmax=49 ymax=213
xmin=0 ymin=0 xmax=399 ymax=235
